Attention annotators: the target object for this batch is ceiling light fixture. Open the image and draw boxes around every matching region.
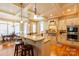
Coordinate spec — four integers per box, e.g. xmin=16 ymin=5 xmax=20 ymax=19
xmin=33 ymin=3 xmax=44 ymax=20
xmin=34 ymin=3 xmax=38 ymax=19
xmin=20 ymin=20 xmax=23 ymax=23
xmin=20 ymin=3 xmax=23 ymax=23
xmin=34 ymin=14 xmax=38 ymax=19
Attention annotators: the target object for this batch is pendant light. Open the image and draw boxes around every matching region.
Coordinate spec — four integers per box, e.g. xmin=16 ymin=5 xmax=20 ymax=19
xmin=34 ymin=3 xmax=38 ymax=19
xmin=20 ymin=3 xmax=23 ymax=23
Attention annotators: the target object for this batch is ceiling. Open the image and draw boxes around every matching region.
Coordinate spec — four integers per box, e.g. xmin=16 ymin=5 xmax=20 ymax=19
xmin=0 ymin=3 xmax=79 ymax=22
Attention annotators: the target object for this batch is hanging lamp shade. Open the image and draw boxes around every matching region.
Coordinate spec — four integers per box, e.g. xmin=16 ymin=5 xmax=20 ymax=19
xmin=34 ymin=14 xmax=38 ymax=19
xmin=34 ymin=3 xmax=38 ymax=19
xmin=20 ymin=3 xmax=23 ymax=23
xmin=33 ymin=3 xmax=44 ymax=20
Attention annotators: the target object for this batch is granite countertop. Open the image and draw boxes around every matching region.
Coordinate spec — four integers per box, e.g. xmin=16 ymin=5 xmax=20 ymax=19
xmin=24 ymin=35 xmax=45 ymax=42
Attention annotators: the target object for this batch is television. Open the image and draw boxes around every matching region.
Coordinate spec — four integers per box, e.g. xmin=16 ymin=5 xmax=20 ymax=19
xmin=67 ymin=26 xmax=78 ymax=32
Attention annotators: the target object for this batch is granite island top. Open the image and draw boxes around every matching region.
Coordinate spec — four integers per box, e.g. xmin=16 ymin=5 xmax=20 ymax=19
xmin=24 ymin=35 xmax=45 ymax=42
xmin=22 ymin=35 xmax=51 ymax=56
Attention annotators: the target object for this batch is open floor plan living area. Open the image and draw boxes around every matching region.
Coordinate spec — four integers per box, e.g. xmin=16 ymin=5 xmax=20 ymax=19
xmin=0 ymin=3 xmax=79 ymax=56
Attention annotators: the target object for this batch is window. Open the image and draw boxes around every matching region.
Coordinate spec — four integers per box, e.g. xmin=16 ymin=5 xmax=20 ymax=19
xmin=24 ymin=23 xmax=28 ymax=35
xmin=8 ymin=23 xmax=14 ymax=35
xmin=14 ymin=23 xmax=20 ymax=35
xmin=0 ymin=23 xmax=7 ymax=35
xmin=40 ymin=21 xmax=44 ymax=32
xmin=0 ymin=21 xmax=20 ymax=36
xmin=24 ymin=23 xmax=30 ymax=35
xmin=32 ymin=23 xmax=36 ymax=33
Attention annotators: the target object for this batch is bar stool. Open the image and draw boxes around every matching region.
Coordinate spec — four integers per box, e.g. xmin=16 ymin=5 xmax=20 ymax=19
xmin=14 ymin=39 xmax=34 ymax=56
xmin=14 ymin=40 xmax=24 ymax=56
xmin=21 ymin=44 xmax=34 ymax=56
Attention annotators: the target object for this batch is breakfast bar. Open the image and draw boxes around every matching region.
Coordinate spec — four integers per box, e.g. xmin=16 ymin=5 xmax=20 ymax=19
xmin=23 ymin=35 xmax=51 ymax=56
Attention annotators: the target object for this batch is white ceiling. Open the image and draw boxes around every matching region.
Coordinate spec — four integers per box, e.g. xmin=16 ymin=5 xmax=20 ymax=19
xmin=0 ymin=3 xmax=78 ymax=22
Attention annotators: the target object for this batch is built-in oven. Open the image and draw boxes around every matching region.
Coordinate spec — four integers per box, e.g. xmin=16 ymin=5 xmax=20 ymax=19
xmin=67 ymin=25 xmax=79 ymax=41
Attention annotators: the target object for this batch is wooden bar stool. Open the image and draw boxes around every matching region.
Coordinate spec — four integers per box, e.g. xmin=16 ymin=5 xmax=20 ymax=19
xmin=14 ymin=40 xmax=24 ymax=56
xmin=21 ymin=44 xmax=34 ymax=56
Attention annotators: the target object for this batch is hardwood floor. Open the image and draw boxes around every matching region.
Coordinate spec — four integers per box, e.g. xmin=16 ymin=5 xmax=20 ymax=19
xmin=0 ymin=42 xmax=15 ymax=56
xmin=0 ymin=41 xmax=57 ymax=56
xmin=0 ymin=39 xmax=79 ymax=56
xmin=51 ymin=43 xmax=79 ymax=56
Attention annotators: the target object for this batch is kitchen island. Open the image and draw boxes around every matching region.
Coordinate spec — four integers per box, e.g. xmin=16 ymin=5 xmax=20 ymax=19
xmin=23 ymin=35 xmax=51 ymax=56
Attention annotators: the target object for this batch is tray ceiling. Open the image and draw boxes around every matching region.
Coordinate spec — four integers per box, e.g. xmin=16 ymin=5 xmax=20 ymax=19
xmin=0 ymin=3 xmax=78 ymax=22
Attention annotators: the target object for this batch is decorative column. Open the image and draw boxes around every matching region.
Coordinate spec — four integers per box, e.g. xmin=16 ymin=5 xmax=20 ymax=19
xmin=29 ymin=21 xmax=33 ymax=34
xmin=20 ymin=22 xmax=24 ymax=36
xmin=36 ymin=21 xmax=40 ymax=34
